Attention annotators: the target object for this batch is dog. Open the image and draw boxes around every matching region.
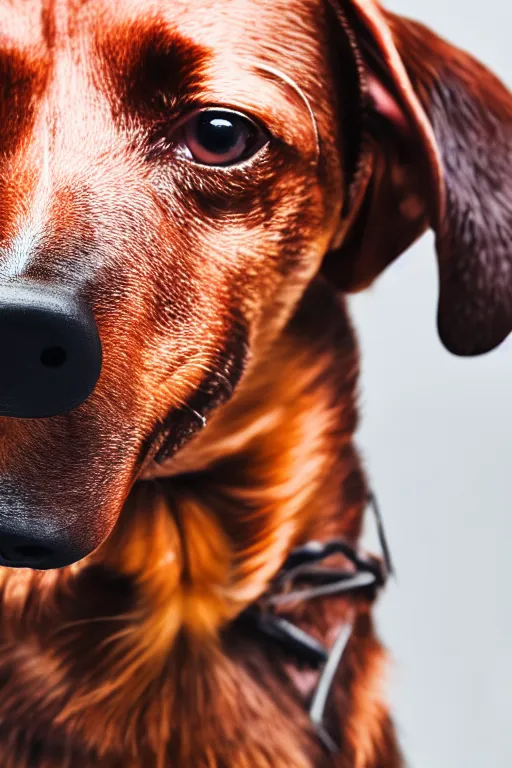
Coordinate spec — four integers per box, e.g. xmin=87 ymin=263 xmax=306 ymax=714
xmin=0 ymin=0 xmax=510 ymax=765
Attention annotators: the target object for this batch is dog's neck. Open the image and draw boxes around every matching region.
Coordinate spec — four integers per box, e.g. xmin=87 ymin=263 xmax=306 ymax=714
xmin=0 ymin=280 xmax=400 ymax=767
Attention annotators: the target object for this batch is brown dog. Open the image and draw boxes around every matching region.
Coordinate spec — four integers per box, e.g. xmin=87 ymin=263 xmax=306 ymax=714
xmin=0 ymin=0 xmax=510 ymax=765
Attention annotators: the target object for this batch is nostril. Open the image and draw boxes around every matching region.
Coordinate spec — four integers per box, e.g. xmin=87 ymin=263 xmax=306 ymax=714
xmin=40 ymin=346 xmax=67 ymax=368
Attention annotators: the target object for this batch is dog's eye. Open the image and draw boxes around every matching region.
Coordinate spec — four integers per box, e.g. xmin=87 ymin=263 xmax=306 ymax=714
xmin=177 ymin=109 xmax=268 ymax=166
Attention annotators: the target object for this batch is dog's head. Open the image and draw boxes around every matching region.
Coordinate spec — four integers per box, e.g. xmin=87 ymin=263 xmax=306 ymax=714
xmin=0 ymin=0 xmax=510 ymax=568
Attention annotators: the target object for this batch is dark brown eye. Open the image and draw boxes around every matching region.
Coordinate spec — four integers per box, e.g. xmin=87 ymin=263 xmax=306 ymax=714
xmin=177 ymin=109 xmax=268 ymax=166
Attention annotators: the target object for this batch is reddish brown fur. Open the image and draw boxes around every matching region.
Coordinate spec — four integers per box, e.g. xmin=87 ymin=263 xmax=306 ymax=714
xmin=0 ymin=0 xmax=510 ymax=766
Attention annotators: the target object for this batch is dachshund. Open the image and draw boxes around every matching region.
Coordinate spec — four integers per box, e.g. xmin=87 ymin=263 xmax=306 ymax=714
xmin=0 ymin=0 xmax=510 ymax=766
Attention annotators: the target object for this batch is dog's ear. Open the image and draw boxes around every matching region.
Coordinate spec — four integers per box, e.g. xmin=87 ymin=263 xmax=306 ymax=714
xmin=323 ymin=0 xmax=512 ymax=355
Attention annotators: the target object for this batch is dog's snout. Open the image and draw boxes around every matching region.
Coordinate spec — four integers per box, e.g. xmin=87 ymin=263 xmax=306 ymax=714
xmin=0 ymin=282 xmax=102 ymax=418
xmin=0 ymin=529 xmax=85 ymax=570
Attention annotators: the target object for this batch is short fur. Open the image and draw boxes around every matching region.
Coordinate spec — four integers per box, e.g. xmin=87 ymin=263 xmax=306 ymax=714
xmin=0 ymin=1 xmax=510 ymax=766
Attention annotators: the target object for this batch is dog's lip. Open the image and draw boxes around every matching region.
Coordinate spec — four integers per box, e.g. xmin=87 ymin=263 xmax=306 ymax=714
xmin=0 ymin=554 xmax=49 ymax=570
xmin=135 ymin=323 xmax=249 ymax=480
xmin=134 ymin=421 xmax=171 ymax=480
xmin=135 ymin=409 xmax=207 ymax=482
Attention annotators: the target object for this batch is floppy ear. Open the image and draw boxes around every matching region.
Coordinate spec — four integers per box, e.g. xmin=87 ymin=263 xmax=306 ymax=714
xmin=323 ymin=0 xmax=512 ymax=356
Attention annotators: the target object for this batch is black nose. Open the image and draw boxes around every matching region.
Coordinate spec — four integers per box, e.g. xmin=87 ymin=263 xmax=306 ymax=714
xmin=0 ymin=282 xmax=102 ymax=418
xmin=0 ymin=530 xmax=84 ymax=569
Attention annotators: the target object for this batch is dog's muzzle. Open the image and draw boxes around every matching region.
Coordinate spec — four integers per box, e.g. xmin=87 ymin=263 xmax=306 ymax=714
xmin=0 ymin=281 xmax=102 ymax=569
xmin=0 ymin=281 xmax=102 ymax=419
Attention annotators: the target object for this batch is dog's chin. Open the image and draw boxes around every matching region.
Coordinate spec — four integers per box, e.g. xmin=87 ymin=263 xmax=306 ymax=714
xmin=0 ymin=403 xmax=219 ymax=573
xmin=0 ymin=414 xmax=206 ymax=574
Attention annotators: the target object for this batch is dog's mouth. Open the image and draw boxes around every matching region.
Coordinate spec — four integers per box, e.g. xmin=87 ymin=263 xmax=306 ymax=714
xmin=0 ymin=322 xmax=249 ymax=573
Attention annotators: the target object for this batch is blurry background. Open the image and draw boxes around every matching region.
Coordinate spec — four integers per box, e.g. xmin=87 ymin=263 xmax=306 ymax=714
xmin=349 ymin=1 xmax=512 ymax=765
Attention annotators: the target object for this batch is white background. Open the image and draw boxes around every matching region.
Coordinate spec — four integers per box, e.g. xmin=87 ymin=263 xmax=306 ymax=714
xmin=350 ymin=1 xmax=512 ymax=765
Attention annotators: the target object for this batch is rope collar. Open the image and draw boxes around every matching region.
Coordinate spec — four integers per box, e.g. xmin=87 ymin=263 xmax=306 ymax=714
xmin=239 ymin=493 xmax=393 ymax=753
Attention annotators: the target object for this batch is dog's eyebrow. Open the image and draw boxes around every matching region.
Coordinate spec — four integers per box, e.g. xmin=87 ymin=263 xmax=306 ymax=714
xmin=0 ymin=46 xmax=49 ymax=155
xmin=249 ymin=62 xmax=321 ymax=164
xmin=96 ymin=21 xmax=210 ymax=117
